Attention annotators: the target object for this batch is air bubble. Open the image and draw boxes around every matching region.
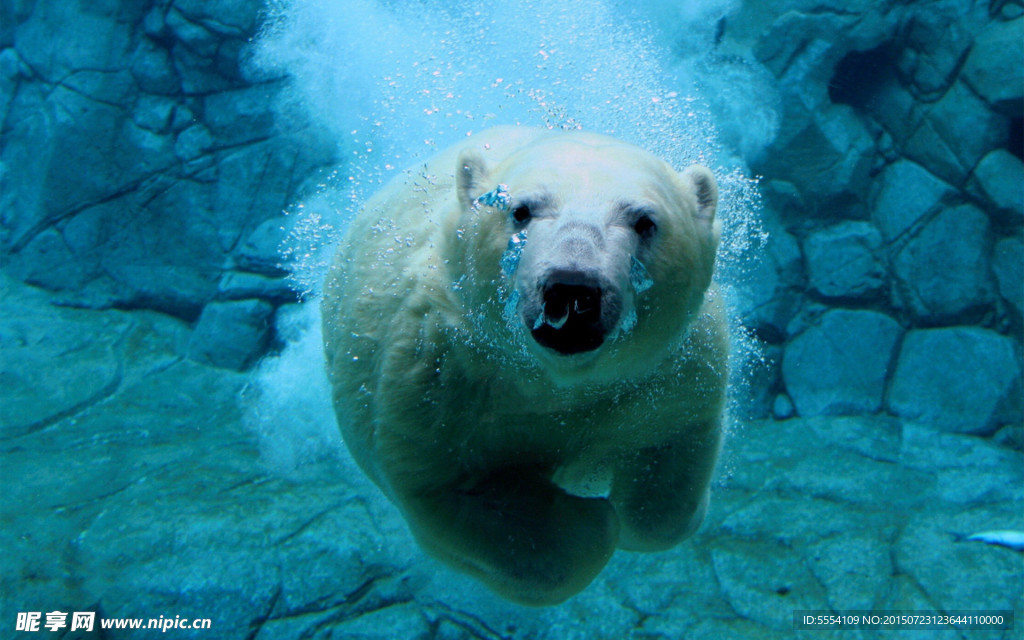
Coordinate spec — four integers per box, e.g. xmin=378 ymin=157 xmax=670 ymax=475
xmin=499 ymin=230 xmax=528 ymax=278
xmin=619 ymin=308 xmax=637 ymax=333
xmin=475 ymin=184 xmax=512 ymax=212
xmin=503 ymin=290 xmax=521 ymax=327
xmin=629 ymin=256 xmax=654 ymax=294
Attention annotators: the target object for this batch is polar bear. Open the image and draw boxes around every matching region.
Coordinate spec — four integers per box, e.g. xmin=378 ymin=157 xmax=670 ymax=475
xmin=322 ymin=126 xmax=726 ymax=606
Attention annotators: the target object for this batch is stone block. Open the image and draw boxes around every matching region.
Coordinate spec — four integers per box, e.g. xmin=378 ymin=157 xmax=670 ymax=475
xmin=204 ymin=84 xmax=279 ymax=147
xmin=759 ymin=104 xmax=874 ymax=217
xmin=970 ymin=149 xmax=1024 ymax=224
xmin=888 ymin=327 xmax=1022 ymax=434
xmin=871 ymin=159 xmax=956 ymax=243
xmin=904 ymin=81 xmax=1009 ymax=185
xmin=962 ymin=17 xmax=1024 ymax=116
xmin=804 ymin=221 xmax=885 ymax=299
xmin=218 ymin=271 xmax=298 ymax=304
xmin=993 ymin=236 xmax=1023 ymax=319
xmin=733 ymin=222 xmax=803 ymax=343
xmin=235 ymin=217 xmax=295 ymax=276
xmin=890 ymin=204 xmax=995 ymax=323
xmin=783 ymin=309 xmax=903 ymax=416
xmin=895 ymin=6 xmax=973 ymax=101
xmin=187 ymin=299 xmax=274 ymax=370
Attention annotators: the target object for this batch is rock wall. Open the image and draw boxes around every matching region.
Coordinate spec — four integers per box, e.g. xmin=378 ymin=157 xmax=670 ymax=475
xmin=721 ymin=0 xmax=1023 ymax=435
xmin=0 ymin=0 xmax=336 ymax=369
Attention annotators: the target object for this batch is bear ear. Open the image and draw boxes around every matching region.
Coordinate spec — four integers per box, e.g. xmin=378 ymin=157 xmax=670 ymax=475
xmin=681 ymin=165 xmax=718 ymax=224
xmin=681 ymin=165 xmax=720 ymax=244
xmin=456 ymin=148 xmax=490 ymax=210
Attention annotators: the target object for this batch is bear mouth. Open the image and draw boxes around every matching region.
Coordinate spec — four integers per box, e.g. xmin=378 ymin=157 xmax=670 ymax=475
xmin=531 ymin=318 xmax=606 ymax=355
xmin=528 ymin=283 xmax=607 ymax=355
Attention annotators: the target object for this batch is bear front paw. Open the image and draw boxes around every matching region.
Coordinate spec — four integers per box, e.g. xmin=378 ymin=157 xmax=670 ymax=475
xmin=405 ymin=468 xmax=620 ymax=606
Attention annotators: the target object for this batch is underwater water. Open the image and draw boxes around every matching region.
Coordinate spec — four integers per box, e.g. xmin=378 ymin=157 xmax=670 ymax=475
xmin=1 ymin=0 xmax=1022 ymax=638
xmin=252 ymin=0 xmax=769 ymax=297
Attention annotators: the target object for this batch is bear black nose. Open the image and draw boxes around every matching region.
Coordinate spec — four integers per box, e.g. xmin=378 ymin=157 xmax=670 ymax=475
xmin=531 ymin=275 xmax=607 ymax=355
xmin=542 ymin=283 xmax=602 ymax=326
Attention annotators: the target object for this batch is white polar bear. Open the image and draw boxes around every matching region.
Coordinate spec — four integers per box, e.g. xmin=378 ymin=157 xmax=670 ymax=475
xmin=322 ymin=126 xmax=726 ymax=605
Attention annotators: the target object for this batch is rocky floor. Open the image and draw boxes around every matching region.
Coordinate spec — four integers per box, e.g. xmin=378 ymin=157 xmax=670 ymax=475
xmin=2 ymin=274 xmax=1021 ymax=640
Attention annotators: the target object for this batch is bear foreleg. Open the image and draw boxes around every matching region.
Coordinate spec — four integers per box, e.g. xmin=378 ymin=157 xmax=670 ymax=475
xmin=398 ymin=466 xmax=620 ymax=606
xmin=609 ymin=425 xmax=721 ymax=552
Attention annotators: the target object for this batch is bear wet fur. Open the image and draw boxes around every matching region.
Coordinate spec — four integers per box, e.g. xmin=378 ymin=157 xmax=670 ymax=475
xmin=322 ymin=127 xmax=727 ymax=605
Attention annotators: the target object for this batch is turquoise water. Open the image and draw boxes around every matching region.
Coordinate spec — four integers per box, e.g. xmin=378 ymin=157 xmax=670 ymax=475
xmin=253 ymin=0 xmax=767 ymax=299
xmin=1 ymin=0 xmax=1021 ymax=638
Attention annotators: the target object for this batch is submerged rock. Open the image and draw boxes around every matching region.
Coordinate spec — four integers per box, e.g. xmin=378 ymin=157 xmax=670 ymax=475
xmin=803 ymin=221 xmax=886 ymax=300
xmin=732 ymin=210 xmax=802 ymax=343
xmin=993 ymin=237 xmax=1024 ymax=319
xmin=890 ymin=204 xmax=996 ymax=324
xmin=758 ymin=105 xmax=875 ymax=217
xmin=871 ymin=159 xmax=956 ymax=244
xmin=174 ymin=123 xmax=215 ymax=161
xmin=903 ymin=81 xmax=1009 ymax=186
xmin=961 ymin=16 xmax=1024 ymax=116
xmin=895 ymin=5 xmax=974 ymax=101
xmin=218 ymin=271 xmax=297 ymax=305
xmin=771 ymin=393 xmax=795 ymax=420
xmin=888 ymin=327 xmax=1023 ymax=434
xmin=970 ymin=149 xmax=1024 ymax=224
xmin=234 ymin=217 xmax=296 ymax=277
xmin=782 ymin=309 xmax=903 ymax=416
xmin=187 ymin=299 xmax=275 ymax=370
xmin=1 ymin=0 xmax=336 ymax=318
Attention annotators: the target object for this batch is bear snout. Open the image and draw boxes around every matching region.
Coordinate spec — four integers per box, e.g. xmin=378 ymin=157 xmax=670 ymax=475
xmin=529 ymin=270 xmax=621 ymax=355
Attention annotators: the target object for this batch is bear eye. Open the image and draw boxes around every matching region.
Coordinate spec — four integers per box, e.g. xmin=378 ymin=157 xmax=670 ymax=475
xmin=633 ymin=214 xmax=657 ymax=239
xmin=511 ymin=205 xmax=532 ymax=225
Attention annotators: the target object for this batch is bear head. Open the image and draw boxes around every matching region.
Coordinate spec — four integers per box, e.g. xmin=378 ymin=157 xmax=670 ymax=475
xmin=452 ymin=131 xmax=719 ymax=384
